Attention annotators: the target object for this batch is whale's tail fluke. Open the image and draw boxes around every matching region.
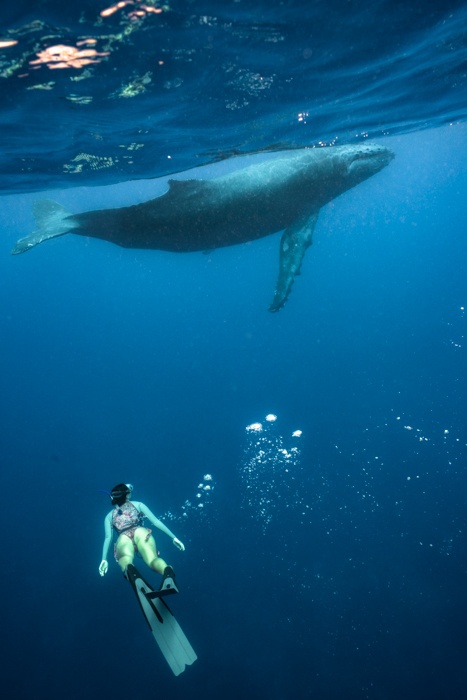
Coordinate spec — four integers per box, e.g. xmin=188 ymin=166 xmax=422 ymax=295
xmin=12 ymin=200 xmax=76 ymax=254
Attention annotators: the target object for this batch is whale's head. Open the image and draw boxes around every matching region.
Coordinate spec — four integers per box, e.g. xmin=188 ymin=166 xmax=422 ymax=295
xmin=340 ymin=143 xmax=394 ymax=184
xmin=305 ymin=142 xmax=394 ymax=206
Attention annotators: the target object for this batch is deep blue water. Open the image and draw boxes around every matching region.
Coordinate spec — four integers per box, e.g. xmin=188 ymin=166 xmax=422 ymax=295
xmin=1 ymin=2 xmax=467 ymax=700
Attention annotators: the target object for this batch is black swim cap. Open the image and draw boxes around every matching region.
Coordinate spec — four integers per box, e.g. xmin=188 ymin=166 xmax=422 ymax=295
xmin=110 ymin=483 xmax=131 ymax=506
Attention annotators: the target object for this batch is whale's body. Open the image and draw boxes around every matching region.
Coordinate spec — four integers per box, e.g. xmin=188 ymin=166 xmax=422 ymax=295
xmin=12 ymin=143 xmax=393 ymax=310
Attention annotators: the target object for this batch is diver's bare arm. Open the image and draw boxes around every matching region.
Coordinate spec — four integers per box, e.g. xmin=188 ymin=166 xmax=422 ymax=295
xmin=137 ymin=502 xmax=177 ymax=540
xmin=101 ymin=512 xmax=113 ymax=561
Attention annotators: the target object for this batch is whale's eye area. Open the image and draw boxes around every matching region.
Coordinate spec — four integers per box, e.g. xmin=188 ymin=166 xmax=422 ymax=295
xmin=348 ymin=147 xmax=394 ymax=176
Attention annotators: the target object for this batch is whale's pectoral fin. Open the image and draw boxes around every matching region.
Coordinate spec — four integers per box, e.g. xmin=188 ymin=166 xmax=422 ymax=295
xmin=12 ymin=200 xmax=75 ymax=255
xmin=269 ymin=210 xmax=319 ymax=312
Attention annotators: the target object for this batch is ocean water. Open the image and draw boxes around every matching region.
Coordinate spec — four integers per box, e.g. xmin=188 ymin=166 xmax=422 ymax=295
xmin=2 ymin=0 xmax=467 ymax=191
xmin=1 ymin=2 xmax=467 ymax=699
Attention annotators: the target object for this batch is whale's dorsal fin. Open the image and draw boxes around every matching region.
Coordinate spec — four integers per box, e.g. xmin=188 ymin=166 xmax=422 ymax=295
xmin=269 ymin=210 xmax=320 ymax=312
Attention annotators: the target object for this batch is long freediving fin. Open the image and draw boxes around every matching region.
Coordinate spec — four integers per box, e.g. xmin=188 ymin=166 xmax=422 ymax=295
xmin=269 ymin=209 xmax=319 ymax=312
xmin=126 ymin=564 xmax=197 ymax=676
xmin=146 ymin=565 xmax=179 ymax=598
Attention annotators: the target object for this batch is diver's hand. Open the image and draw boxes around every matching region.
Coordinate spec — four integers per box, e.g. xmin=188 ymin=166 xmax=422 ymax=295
xmin=173 ymin=537 xmax=185 ymax=551
xmin=99 ymin=560 xmax=109 ymax=576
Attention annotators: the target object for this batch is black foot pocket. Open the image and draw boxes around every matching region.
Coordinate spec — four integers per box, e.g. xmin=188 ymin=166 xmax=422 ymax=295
xmin=145 ymin=566 xmax=179 ymax=599
xmin=161 ymin=566 xmax=179 ymax=592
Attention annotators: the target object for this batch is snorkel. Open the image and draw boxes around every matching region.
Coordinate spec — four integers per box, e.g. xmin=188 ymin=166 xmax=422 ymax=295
xmin=99 ymin=484 xmax=134 ymax=505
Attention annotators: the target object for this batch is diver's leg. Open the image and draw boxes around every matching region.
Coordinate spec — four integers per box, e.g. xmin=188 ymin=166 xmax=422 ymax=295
xmin=115 ymin=535 xmax=135 ymax=573
xmin=135 ymin=530 xmax=168 ymax=574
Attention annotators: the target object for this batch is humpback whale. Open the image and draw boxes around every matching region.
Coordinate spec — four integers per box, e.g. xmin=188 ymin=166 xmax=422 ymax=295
xmin=12 ymin=143 xmax=393 ymax=311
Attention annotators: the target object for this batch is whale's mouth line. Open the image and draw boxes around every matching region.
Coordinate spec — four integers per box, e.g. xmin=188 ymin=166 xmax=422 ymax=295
xmin=348 ymin=148 xmax=394 ymax=174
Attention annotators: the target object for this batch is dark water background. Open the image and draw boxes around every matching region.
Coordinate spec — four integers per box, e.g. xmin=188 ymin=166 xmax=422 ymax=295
xmin=1 ymin=2 xmax=467 ymax=699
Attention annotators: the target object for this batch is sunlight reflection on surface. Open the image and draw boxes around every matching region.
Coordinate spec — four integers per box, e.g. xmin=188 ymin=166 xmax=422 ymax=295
xmin=29 ymin=43 xmax=110 ymax=70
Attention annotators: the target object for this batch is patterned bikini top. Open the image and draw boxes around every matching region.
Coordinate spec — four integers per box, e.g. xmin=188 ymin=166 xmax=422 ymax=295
xmin=112 ymin=501 xmax=144 ymax=533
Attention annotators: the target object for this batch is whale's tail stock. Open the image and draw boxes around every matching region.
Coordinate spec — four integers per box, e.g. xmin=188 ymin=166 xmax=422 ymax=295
xmin=12 ymin=200 xmax=76 ymax=255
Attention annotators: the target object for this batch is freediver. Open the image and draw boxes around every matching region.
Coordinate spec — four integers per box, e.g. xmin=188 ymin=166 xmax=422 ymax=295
xmin=98 ymin=483 xmax=185 ymax=589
